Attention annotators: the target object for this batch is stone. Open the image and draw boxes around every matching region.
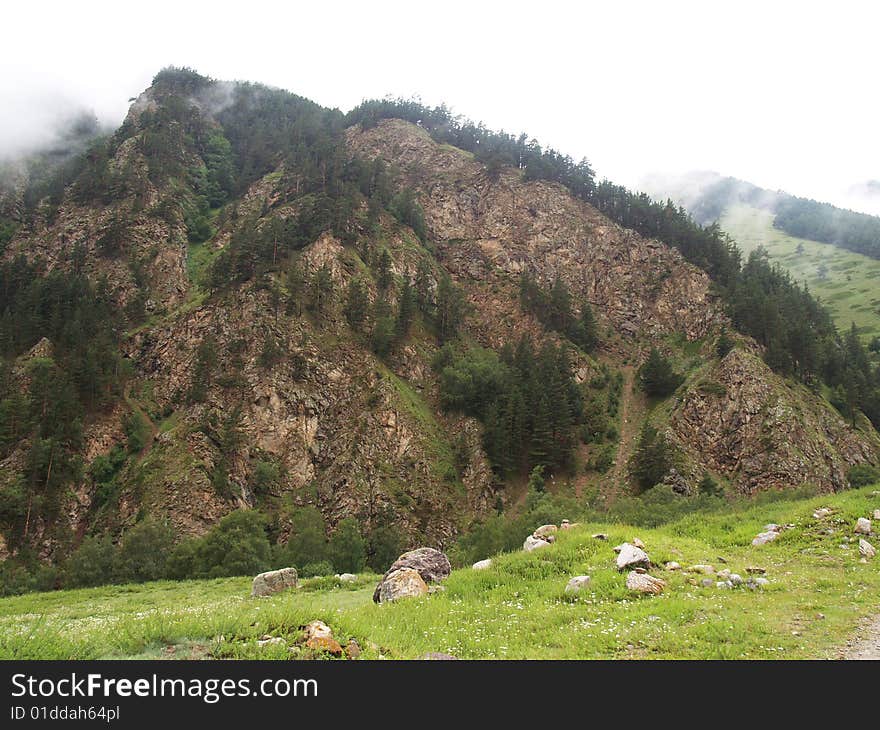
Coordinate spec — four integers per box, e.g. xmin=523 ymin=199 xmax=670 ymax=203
xmin=533 ymin=524 xmax=558 ymax=540
xmin=472 ymin=559 xmax=492 ymax=570
xmin=251 ymin=567 xmax=298 ymax=597
xmin=687 ymin=564 xmax=715 ymax=574
xmin=665 ymin=561 xmax=682 ymax=571
xmin=564 ymin=576 xmax=592 ymax=595
xmin=745 ymin=566 xmax=766 ymax=574
xmin=303 ymin=620 xmax=333 ymax=641
xmin=524 ymin=535 xmax=551 ymax=552
xmin=859 ymin=539 xmax=876 ymax=559
xmin=616 ymin=543 xmax=650 ymax=571
xmin=764 ymin=523 xmax=782 ymax=533
xmin=337 ymin=573 xmax=357 ymax=583
xmin=626 ymin=571 xmax=665 ymax=595
xmin=305 ymin=636 xmax=344 ymax=656
xmin=372 ymin=547 xmax=451 ymax=602
xmin=855 ymin=518 xmax=872 ymax=535
xmin=632 ymin=537 xmax=646 ymax=549
xmin=716 ymin=581 xmax=732 ymax=589
xmin=257 ymin=636 xmax=285 ymax=647
xmin=345 ymin=639 xmax=361 ymax=659
xmin=592 ymin=533 xmax=608 ymax=541
xmin=752 ymin=531 xmax=779 ymax=546
xmin=717 ymin=568 xmax=731 ymax=580
xmin=729 ymin=573 xmax=744 ymax=586
xmin=874 ymin=509 xmax=880 ymax=521
xmin=700 ymin=578 xmax=714 ymax=587
xmin=813 ymin=508 xmax=831 ymax=519
xmin=746 ymin=576 xmax=770 ymax=590
xmin=377 ymin=568 xmax=429 ymax=603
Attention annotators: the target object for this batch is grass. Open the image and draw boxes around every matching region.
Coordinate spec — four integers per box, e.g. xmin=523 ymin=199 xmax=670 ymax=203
xmin=2 ymin=486 xmax=879 ymax=660
xmin=722 ymin=203 xmax=880 ymax=345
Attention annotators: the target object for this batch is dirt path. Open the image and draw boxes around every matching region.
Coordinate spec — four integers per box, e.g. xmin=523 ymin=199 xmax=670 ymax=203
xmin=604 ymin=365 xmax=643 ymax=501
xmin=125 ymin=389 xmax=159 ymax=462
xmin=840 ymin=615 xmax=880 ymax=659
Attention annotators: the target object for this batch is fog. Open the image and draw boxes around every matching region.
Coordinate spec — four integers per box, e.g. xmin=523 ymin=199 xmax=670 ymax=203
xmin=3 ymin=1 xmax=878 ymax=211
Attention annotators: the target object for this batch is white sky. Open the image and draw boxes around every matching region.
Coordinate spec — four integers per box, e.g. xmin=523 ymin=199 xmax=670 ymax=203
xmin=3 ymin=0 xmax=879 ymax=212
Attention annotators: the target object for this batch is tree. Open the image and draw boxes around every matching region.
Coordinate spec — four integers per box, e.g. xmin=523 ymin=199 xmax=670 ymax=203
xmin=629 ymin=424 xmax=678 ymax=493
xmin=329 ymin=518 xmax=366 ymax=573
xmin=435 ymin=274 xmax=466 ymax=343
xmin=194 ymin=510 xmax=272 ymax=578
xmin=309 ymin=264 xmax=334 ymax=314
xmin=63 ymin=535 xmax=116 ymax=588
xmin=113 ymin=519 xmax=175 ymax=583
xmin=376 ymin=248 xmax=393 ymax=291
xmin=343 ymin=278 xmax=369 ymax=329
xmin=638 ymin=348 xmax=683 ymax=397
xmin=395 ymin=276 xmax=416 ymax=338
xmin=281 ymin=506 xmax=328 ymax=568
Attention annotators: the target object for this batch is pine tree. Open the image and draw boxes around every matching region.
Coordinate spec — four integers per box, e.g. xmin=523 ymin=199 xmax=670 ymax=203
xmin=638 ymin=348 xmax=683 ymax=397
xmin=343 ymin=278 xmax=369 ymax=329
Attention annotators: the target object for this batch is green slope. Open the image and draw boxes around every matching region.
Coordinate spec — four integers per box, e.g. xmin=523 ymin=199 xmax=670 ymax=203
xmin=2 ymin=485 xmax=878 ymax=659
xmin=722 ymin=203 xmax=880 ymax=344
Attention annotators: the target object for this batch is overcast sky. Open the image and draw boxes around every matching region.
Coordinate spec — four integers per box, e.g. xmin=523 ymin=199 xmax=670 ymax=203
xmin=3 ymin=1 xmax=879 ymax=212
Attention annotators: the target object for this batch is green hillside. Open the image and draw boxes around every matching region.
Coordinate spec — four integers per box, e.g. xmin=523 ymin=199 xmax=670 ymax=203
xmin=2 ymin=485 xmax=878 ymax=660
xmin=721 ymin=203 xmax=880 ymax=345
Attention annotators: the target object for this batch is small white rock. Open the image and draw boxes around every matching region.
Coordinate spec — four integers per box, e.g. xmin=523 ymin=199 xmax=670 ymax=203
xmin=855 ymin=518 xmax=872 ymax=535
xmin=564 ymin=575 xmax=592 ymax=595
xmin=752 ymin=531 xmax=779 ymax=546
xmin=859 ymin=538 xmax=876 ymax=559
xmin=523 ymin=535 xmax=551 ymax=552
xmin=664 ymin=561 xmax=682 ymax=571
xmin=338 ymin=573 xmax=357 ymax=583
xmin=813 ymin=508 xmax=831 ymax=519
xmin=472 ymin=559 xmax=492 ymax=570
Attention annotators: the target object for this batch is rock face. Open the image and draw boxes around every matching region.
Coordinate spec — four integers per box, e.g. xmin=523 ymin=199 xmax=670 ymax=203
xmin=377 ymin=568 xmax=429 ymax=603
xmin=626 ymin=571 xmax=665 ymax=595
xmin=616 ymin=543 xmax=651 ymax=571
xmin=372 ymin=548 xmax=451 ymax=602
xmin=252 ymin=567 xmax=298 ymax=597
xmin=668 ymin=349 xmax=880 ymax=494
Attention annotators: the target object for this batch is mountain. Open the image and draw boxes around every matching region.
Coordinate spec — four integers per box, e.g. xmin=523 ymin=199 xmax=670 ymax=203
xmin=0 ymin=68 xmax=877 ymax=582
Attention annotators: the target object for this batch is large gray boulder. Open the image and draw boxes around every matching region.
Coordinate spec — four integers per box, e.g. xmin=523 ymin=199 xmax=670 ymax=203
xmin=373 ymin=547 xmax=452 ymax=602
xmin=377 ymin=568 xmax=429 ymax=603
xmin=616 ymin=543 xmax=650 ymax=571
xmin=252 ymin=567 xmax=298 ymax=597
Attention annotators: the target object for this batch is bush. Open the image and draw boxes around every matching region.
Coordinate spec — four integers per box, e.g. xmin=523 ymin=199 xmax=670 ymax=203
xmin=276 ymin=506 xmax=328 ymax=569
xmin=64 ymin=536 xmax=116 ymax=588
xmin=329 ymin=518 xmax=366 ymax=573
xmin=366 ymin=524 xmax=404 ymax=572
xmin=113 ymin=519 xmax=174 ymax=583
xmin=299 ymin=560 xmax=334 ymax=578
xmin=847 ymin=464 xmax=880 ymax=488
xmin=638 ymin=348 xmax=684 ymax=397
xmin=194 ymin=510 xmax=272 ymax=578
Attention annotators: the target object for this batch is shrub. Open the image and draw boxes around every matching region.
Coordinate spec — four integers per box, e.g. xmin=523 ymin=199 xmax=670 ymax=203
xmin=194 ymin=510 xmax=272 ymax=578
xmin=329 ymin=518 xmax=366 ymax=573
xmin=64 ymin=536 xmax=116 ymax=588
xmin=847 ymin=464 xmax=880 ymax=488
xmin=113 ymin=519 xmax=174 ymax=583
xmin=299 ymin=560 xmax=334 ymax=578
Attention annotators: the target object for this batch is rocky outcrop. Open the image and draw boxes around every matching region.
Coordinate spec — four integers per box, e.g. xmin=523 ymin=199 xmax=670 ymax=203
xmin=347 ymin=119 xmax=724 ymax=345
xmin=669 ymin=349 xmax=880 ymax=493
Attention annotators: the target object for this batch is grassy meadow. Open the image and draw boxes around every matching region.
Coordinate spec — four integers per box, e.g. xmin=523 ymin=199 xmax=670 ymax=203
xmin=1 ymin=485 xmax=879 ymax=660
xmin=721 ymin=203 xmax=880 ymax=345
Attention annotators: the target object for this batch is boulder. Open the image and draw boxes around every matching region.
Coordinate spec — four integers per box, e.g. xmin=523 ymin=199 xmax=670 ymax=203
xmin=873 ymin=509 xmax=880 ymax=521
xmin=665 ymin=561 xmax=682 ymax=571
xmin=524 ymin=535 xmax=551 ymax=552
xmin=632 ymin=537 xmax=646 ymax=549
xmin=859 ymin=539 xmax=876 ymax=559
xmin=746 ymin=576 xmax=770 ymax=589
xmin=855 ymin=518 xmax=872 ymax=535
xmin=472 ymin=559 xmax=492 ymax=570
xmin=717 ymin=568 xmax=731 ymax=580
xmin=372 ymin=547 xmax=451 ymax=602
xmin=626 ymin=571 xmax=665 ymax=595
xmin=616 ymin=543 xmax=650 ymax=571
xmin=337 ymin=573 xmax=358 ymax=583
xmin=700 ymin=578 xmax=714 ymax=587
xmin=729 ymin=573 xmax=744 ymax=586
xmin=813 ymin=508 xmax=832 ymax=519
xmin=752 ymin=531 xmax=779 ymax=546
xmin=533 ymin=524 xmax=559 ymax=540
xmin=251 ymin=567 xmax=298 ymax=597
xmin=564 ymin=576 xmax=591 ymax=595
xmin=377 ymin=568 xmax=429 ymax=603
